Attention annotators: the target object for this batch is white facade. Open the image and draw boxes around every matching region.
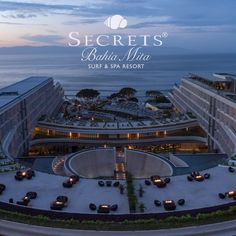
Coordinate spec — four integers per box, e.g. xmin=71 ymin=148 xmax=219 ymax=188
xmin=169 ymin=74 xmax=236 ymax=156
xmin=0 ymin=77 xmax=64 ymax=158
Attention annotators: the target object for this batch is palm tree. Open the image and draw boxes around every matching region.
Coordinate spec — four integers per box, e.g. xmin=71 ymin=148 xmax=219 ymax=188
xmin=138 ymin=185 xmax=145 ymax=197
xmin=139 ymin=203 xmax=146 ymax=213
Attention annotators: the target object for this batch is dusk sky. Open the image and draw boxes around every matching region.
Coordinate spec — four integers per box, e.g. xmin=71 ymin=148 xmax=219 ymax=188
xmin=0 ymin=0 xmax=236 ymax=52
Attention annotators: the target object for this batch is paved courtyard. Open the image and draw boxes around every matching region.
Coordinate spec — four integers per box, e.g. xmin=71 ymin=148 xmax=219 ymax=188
xmin=0 ymin=166 xmax=236 ymax=214
xmin=134 ymin=166 xmax=236 ymax=213
xmin=0 ymin=172 xmax=129 ymax=214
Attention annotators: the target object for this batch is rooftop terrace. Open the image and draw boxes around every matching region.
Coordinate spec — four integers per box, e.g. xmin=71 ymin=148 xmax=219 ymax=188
xmin=0 ymin=165 xmax=236 ymax=215
xmin=0 ymin=76 xmax=52 ymax=110
xmin=183 ymin=73 xmax=236 ymax=104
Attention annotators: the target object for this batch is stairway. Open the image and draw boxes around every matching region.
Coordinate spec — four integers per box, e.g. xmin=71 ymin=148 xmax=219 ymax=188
xmin=52 ymin=156 xmax=66 ymax=176
xmin=115 ymin=151 xmax=126 ymax=180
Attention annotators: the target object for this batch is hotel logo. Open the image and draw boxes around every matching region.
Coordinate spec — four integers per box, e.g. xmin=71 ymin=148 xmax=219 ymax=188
xmin=104 ymin=15 xmax=128 ymax=30
xmin=68 ymin=15 xmax=168 ymax=70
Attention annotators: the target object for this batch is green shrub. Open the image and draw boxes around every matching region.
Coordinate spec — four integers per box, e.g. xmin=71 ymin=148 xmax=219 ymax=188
xmin=126 ymin=173 xmax=137 ymax=212
xmin=1 ymin=205 xmax=236 ymax=230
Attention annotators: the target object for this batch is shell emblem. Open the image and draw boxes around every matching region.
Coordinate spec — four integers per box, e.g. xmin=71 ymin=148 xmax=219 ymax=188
xmin=104 ymin=15 xmax=128 ymax=30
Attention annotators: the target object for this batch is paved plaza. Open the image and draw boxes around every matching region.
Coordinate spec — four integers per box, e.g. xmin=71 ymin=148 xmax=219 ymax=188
xmin=0 ymin=166 xmax=236 ymax=214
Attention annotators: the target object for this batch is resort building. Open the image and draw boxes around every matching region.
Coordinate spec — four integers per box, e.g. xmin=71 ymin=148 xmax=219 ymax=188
xmin=0 ymin=75 xmax=235 ymax=228
xmin=169 ymin=73 xmax=236 ymax=156
xmin=2 ymin=74 xmax=236 ymax=159
xmin=0 ymin=77 xmax=63 ymax=159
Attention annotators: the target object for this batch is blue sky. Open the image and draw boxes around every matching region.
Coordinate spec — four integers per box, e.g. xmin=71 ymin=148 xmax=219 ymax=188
xmin=0 ymin=0 xmax=236 ymax=52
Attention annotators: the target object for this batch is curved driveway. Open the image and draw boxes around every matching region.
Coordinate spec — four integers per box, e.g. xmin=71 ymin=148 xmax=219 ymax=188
xmin=1 ymin=219 xmax=236 ymax=236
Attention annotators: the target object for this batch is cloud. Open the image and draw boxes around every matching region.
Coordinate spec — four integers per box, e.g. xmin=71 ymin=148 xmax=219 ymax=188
xmin=0 ymin=0 xmax=162 ymax=18
xmin=63 ymin=18 xmax=100 ymax=25
xmin=21 ymin=34 xmax=65 ymax=45
xmin=0 ymin=1 xmax=75 ymax=11
xmin=129 ymin=22 xmax=158 ymax=29
xmin=179 ymin=25 xmax=236 ymax=33
xmin=2 ymin=13 xmax=37 ymax=19
xmin=129 ymin=16 xmax=172 ymax=29
xmin=1 ymin=0 xmax=236 ymax=51
xmin=0 ymin=21 xmax=47 ymax=26
xmin=0 ymin=0 xmax=235 ymax=23
xmin=0 ymin=21 xmax=25 ymax=25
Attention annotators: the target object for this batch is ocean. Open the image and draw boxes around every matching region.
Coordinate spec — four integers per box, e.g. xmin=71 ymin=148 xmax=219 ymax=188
xmin=0 ymin=52 xmax=235 ymax=97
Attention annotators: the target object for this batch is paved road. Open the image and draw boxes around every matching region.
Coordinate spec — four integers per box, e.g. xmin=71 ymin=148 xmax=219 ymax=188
xmin=1 ymin=219 xmax=236 ymax=236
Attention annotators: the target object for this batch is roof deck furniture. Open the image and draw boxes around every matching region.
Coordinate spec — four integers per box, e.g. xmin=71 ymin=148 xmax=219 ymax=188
xmin=98 ymin=180 xmax=105 ymax=187
xmin=17 ymin=200 xmax=28 ymax=206
xmin=9 ymin=198 xmax=14 ymax=203
xmin=16 ymin=195 xmax=31 ymax=206
xmin=56 ymin=196 xmax=68 ymax=204
xmin=14 ymin=175 xmax=23 ymax=181
xmin=69 ymin=175 xmax=79 ymax=184
xmin=50 ymin=201 xmax=64 ymax=210
xmin=50 ymin=196 xmax=68 ymax=210
xmin=14 ymin=169 xmax=35 ymax=181
xmin=228 ymin=167 xmax=235 ymax=173
xmin=191 ymin=171 xmax=200 ymax=178
xmin=155 ymin=180 xmax=166 ymax=188
xmin=164 ymin=178 xmax=171 ymax=184
xmin=227 ymin=191 xmax=236 ymax=198
xmin=26 ymin=169 xmax=35 ymax=179
xmin=204 ymin=173 xmax=210 ymax=179
xmin=152 ymin=176 xmax=167 ymax=188
xmin=26 ymin=175 xmax=32 ymax=180
xmin=63 ymin=176 xmax=78 ymax=188
xmin=62 ymin=175 xmax=79 ymax=188
xmin=26 ymin=192 xmax=37 ymax=199
xmin=190 ymin=171 xmax=205 ymax=182
xmin=194 ymin=175 xmax=204 ymax=182
xmin=144 ymin=180 xmax=151 ymax=186
xmin=15 ymin=171 xmax=22 ymax=176
xmin=178 ymin=199 xmax=185 ymax=206
xmin=151 ymin=175 xmax=161 ymax=182
xmin=110 ymin=204 xmax=118 ymax=211
xmin=97 ymin=204 xmax=110 ymax=213
xmin=113 ymin=181 xmax=120 ymax=187
xmin=163 ymin=200 xmax=176 ymax=211
xmin=89 ymin=203 xmax=97 ymax=211
xmin=63 ymin=180 xmax=73 ymax=188
xmin=154 ymin=200 xmax=161 ymax=207
xmin=106 ymin=181 xmax=112 ymax=187
xmin=22 ymin=196 xmax=30 ymax=204
xmin=187 ymin=176 xmax=193 ymax=181
xmin=0 ymin=184 xmax=6 ymax=194
xmin=218 ymin=193 xmax=226 ymax=199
